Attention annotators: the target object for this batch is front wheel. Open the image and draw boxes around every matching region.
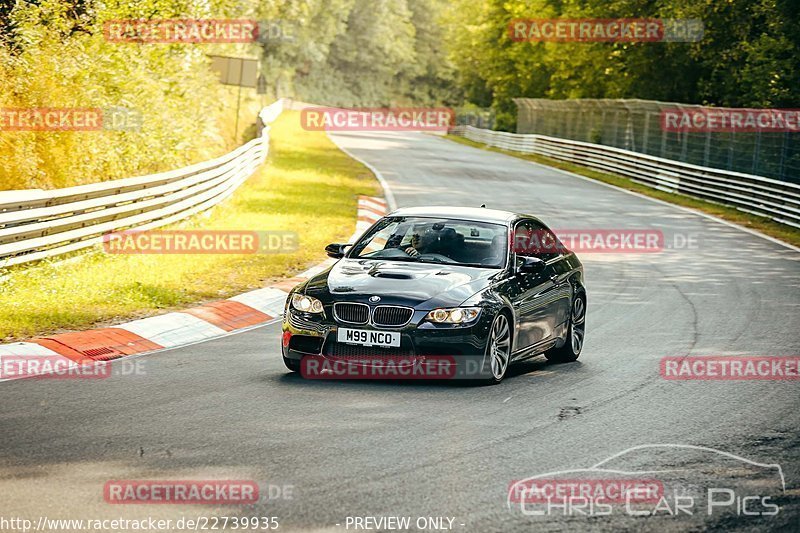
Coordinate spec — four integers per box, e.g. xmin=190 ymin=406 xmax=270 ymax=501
xmin=545 ymin=294 xmax=586 ymax=363
xmin=480 ymin=313 xmax=512 ymax=384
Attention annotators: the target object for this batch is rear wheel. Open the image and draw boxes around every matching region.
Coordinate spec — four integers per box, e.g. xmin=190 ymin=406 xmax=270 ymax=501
xmin=545 ymin=294 xmax=585 ymax=363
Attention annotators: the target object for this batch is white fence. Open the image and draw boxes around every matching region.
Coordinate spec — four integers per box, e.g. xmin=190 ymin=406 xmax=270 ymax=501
xmin=451 ymin=125 xmax=800 ymax=228
xmin=0 ymin=100 xmax=285 ymax=268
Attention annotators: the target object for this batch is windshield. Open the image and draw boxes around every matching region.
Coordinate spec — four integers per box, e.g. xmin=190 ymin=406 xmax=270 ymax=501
xmin=349 ymin=216 xmax=508 ymax=268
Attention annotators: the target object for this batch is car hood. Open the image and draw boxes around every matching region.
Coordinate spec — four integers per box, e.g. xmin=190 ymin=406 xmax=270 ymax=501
xmin=304 ymin=258 xmax=500 ymax=309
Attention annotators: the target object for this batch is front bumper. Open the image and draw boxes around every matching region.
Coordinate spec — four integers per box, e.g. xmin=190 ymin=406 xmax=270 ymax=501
xmin=281 ymin=307 xmax=495 ymax=377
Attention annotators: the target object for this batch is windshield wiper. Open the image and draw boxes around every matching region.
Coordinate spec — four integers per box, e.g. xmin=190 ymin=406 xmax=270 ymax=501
xmin=357 ymin=255 xmax=419 ymax=262
xmin=459 ymin=262 xmax=499 ymax=268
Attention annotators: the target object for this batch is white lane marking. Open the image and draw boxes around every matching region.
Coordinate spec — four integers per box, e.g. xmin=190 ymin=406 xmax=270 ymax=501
xmin=360 ymin=211 xmax=383 ymax=222
xmin=327 ymin=132 xmax=398 ymax=212
xmin=229 ymin=287 xmax=291 ymax=317
xmin=544 ymin=165 xmax=800 ymax=254
xmin=117 ymin=312 xmax=228 ymax=348
xmin=0 ymin=342 xmax=64 ymax=357
xmin=101 ymin=316 xmax=284 ymax=362
xmin=0 ymin=342 xmax=78 ymax=382
xmin=439 ymin=135 xmax=800 ymax=254
xmin=358 ymin=197 xmax=388 ymax=213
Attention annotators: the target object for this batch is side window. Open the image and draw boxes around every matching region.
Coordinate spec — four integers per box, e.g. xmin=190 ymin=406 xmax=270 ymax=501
xmin=513 ymin=219 xmax=564 ymax=262
xmin=513 ymin=221 xmax=534 ymax=258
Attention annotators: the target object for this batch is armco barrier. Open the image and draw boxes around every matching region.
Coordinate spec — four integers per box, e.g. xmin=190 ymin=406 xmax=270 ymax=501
xmin=0 ymin=99 xmax=286 ymax=268
xmin=451 ymin=125 xmax=800 ymax=228
xmin=0 ymin=195 xmax=388 ymax=379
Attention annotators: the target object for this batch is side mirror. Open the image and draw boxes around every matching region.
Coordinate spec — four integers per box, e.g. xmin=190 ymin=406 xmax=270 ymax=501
xmin=518 ymin=256 xmax=546 ymax=274
xmin=325 ymin=243 xmax=350 ymax=259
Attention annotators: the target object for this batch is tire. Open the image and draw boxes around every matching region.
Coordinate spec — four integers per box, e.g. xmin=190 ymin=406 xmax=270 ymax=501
xmin=283 ymin=355 xmax=301 ymax=373
xmin=545 ymin=293 xmax=586 ymax=363
xmin=479 ymin=312 xmax=512 ymax=385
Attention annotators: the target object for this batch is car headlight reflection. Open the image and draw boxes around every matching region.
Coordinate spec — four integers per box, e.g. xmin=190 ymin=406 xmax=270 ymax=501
xmin=426 ymin=307 xmax=481 ymax=324
xmin=291 ymin=293 xmax=324 ymax=314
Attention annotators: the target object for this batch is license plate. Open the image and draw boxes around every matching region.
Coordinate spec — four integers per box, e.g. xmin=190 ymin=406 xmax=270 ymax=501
xmin=337 ymin=328 xmax=401 ymax=348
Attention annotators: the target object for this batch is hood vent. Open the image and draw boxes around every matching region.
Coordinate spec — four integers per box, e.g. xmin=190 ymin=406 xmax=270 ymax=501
xmin=370 ymin=271 xmax=413 ymax=279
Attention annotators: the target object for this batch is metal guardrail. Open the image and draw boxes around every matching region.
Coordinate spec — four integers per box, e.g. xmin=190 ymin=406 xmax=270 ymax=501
xmin=0 ymin=100 xmax=285 ymax=268
xmin=514 ymin=98 xmax=800 ymax=184
xmin=451 ymin=125 xmax=800 ymax=228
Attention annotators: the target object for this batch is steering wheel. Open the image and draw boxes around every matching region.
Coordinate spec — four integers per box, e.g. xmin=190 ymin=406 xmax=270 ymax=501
xmin=416 ymin=253 xmax=452 ymax=263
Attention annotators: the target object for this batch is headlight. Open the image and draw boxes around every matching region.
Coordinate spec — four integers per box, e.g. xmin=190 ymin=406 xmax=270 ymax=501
xmin=426 ymin=307 xmax=481 ymax=324
xmin=291 ymin=293 xmax=324 ymax=314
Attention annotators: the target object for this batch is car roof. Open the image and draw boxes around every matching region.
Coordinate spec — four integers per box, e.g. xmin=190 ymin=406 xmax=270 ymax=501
xmin=387 ymin=206 xmax=537 ymax=225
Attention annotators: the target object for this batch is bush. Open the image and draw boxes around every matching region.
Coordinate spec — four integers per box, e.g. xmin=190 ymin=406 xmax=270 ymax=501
xmin=0 ymin=0 xmax=258 ymax=190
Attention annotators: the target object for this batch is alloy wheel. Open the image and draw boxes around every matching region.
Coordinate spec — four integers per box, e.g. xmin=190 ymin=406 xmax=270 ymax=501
xmin=570 ymin=296 xmax=586 ymax=355
xmin=489 ymin=314 xmax=511 ymax=380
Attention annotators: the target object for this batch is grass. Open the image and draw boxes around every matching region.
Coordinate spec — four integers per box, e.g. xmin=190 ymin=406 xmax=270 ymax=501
xmin=444 ymin=135 xmax=800 ymax=248
xmin=0 ymin=110 xmax=381 ymax=341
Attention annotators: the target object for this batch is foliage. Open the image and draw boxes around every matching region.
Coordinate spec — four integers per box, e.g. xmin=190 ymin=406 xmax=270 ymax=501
xmin=0 ymin=0 xmax=259 ymax=190
xmin=256 ymin=0 xmax=458 ymax=106
xmin=1 ymin=0 xmax=796 ymax=186
xmin=0 ymin=110 xmax=380 ymax=340
xmin=443 ymin=0 xmax=800 ymax=130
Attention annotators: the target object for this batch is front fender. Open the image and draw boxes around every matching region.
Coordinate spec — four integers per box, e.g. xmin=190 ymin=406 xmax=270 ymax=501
xmin=461 ymin=286 xmax=515 ymax=350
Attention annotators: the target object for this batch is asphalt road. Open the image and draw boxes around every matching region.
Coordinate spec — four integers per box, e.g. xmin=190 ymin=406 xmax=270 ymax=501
xmin=1 ymin=130 xmax=799 ymax=532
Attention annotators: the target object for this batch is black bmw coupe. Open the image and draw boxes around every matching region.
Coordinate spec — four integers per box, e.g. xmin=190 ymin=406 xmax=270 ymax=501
xmin=281 ymin=206 xmax=586 ymax=384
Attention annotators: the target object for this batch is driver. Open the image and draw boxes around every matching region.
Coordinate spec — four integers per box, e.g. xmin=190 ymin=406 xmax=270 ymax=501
xmin=403 ymin=229 xmax=438 ymax=257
